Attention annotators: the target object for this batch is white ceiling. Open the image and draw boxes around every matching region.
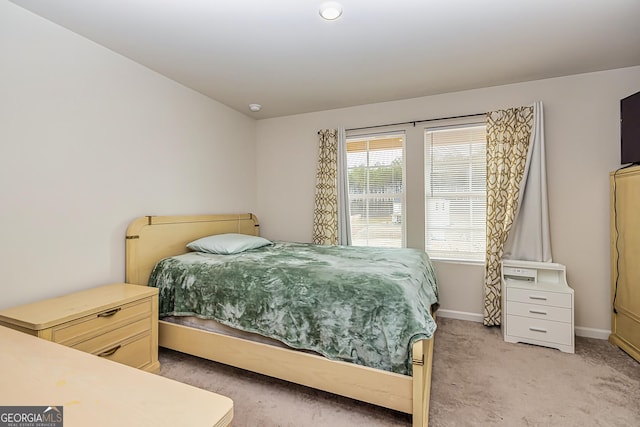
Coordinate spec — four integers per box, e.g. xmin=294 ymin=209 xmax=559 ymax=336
xmin=11 ymin=0 xmax=640 ymax=119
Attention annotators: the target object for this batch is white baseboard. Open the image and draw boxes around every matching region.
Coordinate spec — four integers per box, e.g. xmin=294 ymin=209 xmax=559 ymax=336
xmin=436 ymin=309 xmax=611 ymax=340
xmin=436 ymin=309 xmax=484 ymax=323
xmin=574 ymin=326 xmax=611 ymax=340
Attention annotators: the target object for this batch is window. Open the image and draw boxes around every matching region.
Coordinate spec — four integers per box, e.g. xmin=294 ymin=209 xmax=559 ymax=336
xmin=346 ymin=133 xmax=405 ymax=248
xmin=424 ymin=124 xmax=486 ymax=261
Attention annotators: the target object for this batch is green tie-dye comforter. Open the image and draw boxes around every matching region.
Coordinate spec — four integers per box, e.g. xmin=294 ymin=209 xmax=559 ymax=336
xmin=149 ymin=241 xmax=439 ymax=375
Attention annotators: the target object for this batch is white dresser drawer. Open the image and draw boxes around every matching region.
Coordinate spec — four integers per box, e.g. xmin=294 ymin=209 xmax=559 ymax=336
xmin=506 ymin=301 xmax=572 ymax=323
xmin=506 ymin=315 xmax=573 ymax=346
xmin=507 ymin=287 xmax=572 ymax=308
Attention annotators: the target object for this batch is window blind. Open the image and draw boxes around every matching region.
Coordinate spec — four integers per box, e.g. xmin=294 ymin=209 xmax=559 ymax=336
xmin=347 ymin=133 xmax=405 ymax=248
xmin=425 ymin=125 xmax=486 ymax=261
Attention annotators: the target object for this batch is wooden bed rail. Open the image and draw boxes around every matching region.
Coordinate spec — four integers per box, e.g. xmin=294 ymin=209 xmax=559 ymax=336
xmin=158 ymin=320 xmax=433 ymax=419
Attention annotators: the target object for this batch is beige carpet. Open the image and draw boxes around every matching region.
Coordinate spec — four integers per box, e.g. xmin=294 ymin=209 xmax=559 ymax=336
xmin=158 ymin=318 xmax=640 ymax=426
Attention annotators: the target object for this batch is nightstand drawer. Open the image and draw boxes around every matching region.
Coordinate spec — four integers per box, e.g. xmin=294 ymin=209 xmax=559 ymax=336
xmin=506 ymin=315 xmax=573 ymax=345
xmin=52 ymin=299 xmax=152 ymax=346
xmin=0 ymin=283 xmax=160 ymax=372
xmin=73 ymin=318 xmax=150 ymax=354
xmin=97 ymin=332 xmax=152 ymax=369
xmin=507 ymin=287 xmax=572 ymax=308
xmin=506 ymin=301 xmax=572 ymax=323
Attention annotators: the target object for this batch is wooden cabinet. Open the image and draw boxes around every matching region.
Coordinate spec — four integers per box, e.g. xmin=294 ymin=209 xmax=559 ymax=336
xmin=0 ymin=283 xmax=160 ymax=373
xmin=502 ymin=260 xmax=574 ymax=353
xmin=610 ymin=165 xmax=640 ymax=362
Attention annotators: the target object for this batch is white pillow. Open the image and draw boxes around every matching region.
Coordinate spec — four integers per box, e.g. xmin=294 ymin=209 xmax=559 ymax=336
xmin=187 ymin=233 xmax=272 ymax=255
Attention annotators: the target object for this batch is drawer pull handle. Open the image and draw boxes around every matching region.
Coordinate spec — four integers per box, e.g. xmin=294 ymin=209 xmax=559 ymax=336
xmin=98 ymin=345 xmax=121 ymax=357
xmin=97 ymin=308 xmax=121 ymax=318
xmin=529 ymin=327 xmax=547 ymax=333
xmin=529 ymin=309 xmax=547 ymax=315
xmin=529 ymin=296 xmax=547 ymax=301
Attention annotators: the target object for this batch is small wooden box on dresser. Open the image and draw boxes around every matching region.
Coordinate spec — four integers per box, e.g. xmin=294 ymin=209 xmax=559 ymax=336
xmin=610 ymin=165 xmax=640 ymax=362
xmin=0 ymin=283 xmax=160 ymax=373
xmin=502 ymin=260 xmax=575 ymax=353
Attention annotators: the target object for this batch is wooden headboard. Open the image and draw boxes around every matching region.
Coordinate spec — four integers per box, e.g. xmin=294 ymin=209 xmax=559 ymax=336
xmin=125 ymin=213 xmax=260 ymax=286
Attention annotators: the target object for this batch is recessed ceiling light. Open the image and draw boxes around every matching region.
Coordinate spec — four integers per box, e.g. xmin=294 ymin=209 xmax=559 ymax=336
xmin=248 ymin=103 xmax=262 ymax=112
xmin=319 ymin=2 xmax=343 ymax=20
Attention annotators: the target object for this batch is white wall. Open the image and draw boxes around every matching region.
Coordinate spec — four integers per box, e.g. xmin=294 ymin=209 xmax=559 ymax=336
xmin=3 ymin=0 xmax=639 ymax=336
xmin=256 ymin=66 xmax=640 ymax=334
xmin=0 ymin=2 xmax=257 ymax=308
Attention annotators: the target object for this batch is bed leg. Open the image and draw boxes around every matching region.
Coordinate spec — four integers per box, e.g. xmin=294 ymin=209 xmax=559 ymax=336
xmin=411 ymin=338 xmax=433 ymax=427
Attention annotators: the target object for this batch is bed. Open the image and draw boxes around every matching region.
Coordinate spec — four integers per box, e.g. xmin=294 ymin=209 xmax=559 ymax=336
xmin=125 ymin=213 xmax=438 ymax=426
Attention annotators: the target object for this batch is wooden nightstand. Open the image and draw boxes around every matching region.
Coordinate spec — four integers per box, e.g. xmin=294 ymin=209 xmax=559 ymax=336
xmin=0 ymin=283 xmax=160 ymax=373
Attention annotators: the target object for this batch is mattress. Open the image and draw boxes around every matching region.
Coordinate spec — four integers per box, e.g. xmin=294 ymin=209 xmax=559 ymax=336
xmin=149 ymin=241 xmax=439 ymax=374
xmin=162 ymin=315 xmax=314 ymax=352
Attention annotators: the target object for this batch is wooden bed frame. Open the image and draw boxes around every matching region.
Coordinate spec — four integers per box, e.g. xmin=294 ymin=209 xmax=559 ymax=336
xmin=125 ymin=213 xmax=435 ymax=427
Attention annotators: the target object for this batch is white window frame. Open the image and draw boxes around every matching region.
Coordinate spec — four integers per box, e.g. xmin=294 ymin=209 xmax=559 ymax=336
xmin=424 ymin=122 xmax=487 ymax=262
xmin=346 ymin=132 xmax=406 ymax=248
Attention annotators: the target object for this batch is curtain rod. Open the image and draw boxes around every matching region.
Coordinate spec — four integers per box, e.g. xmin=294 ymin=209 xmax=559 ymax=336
xmin=345 ymin=112 xmax=485 ymax=132
xmin=316 ymin=112 xmax=485 ymax=134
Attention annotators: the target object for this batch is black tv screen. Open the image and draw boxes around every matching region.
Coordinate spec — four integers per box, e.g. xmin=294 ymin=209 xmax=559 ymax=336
xmin=621 ymin=90 xmax=640 ymax=165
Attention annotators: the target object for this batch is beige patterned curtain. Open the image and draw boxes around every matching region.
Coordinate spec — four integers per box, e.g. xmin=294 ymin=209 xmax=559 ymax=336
xmin=483 ymin=106 xmax=534 ymax=326
xmin=312 ymin=129 xmax=339 ymax=245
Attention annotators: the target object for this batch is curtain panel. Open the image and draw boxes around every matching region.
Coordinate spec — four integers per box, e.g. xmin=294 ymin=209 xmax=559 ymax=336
xmin=503 ymin=102 xmax=552 ymax=263
xmin=336 ymin=127 xmax=352 ymax=245
xmin=483 ymin=106 xmax=534 ymax=326
xmin=313 ymin=129 xmax=339 ymax=245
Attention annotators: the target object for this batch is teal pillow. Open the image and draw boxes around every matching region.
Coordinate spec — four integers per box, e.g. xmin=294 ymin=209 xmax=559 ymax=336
xmin=187 ymin=233 xmax=272 ymax=255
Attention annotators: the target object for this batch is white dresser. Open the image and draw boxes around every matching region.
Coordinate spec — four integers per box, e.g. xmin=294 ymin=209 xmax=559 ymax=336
xmin=502 ymin=260 xmax=574 ymax=353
